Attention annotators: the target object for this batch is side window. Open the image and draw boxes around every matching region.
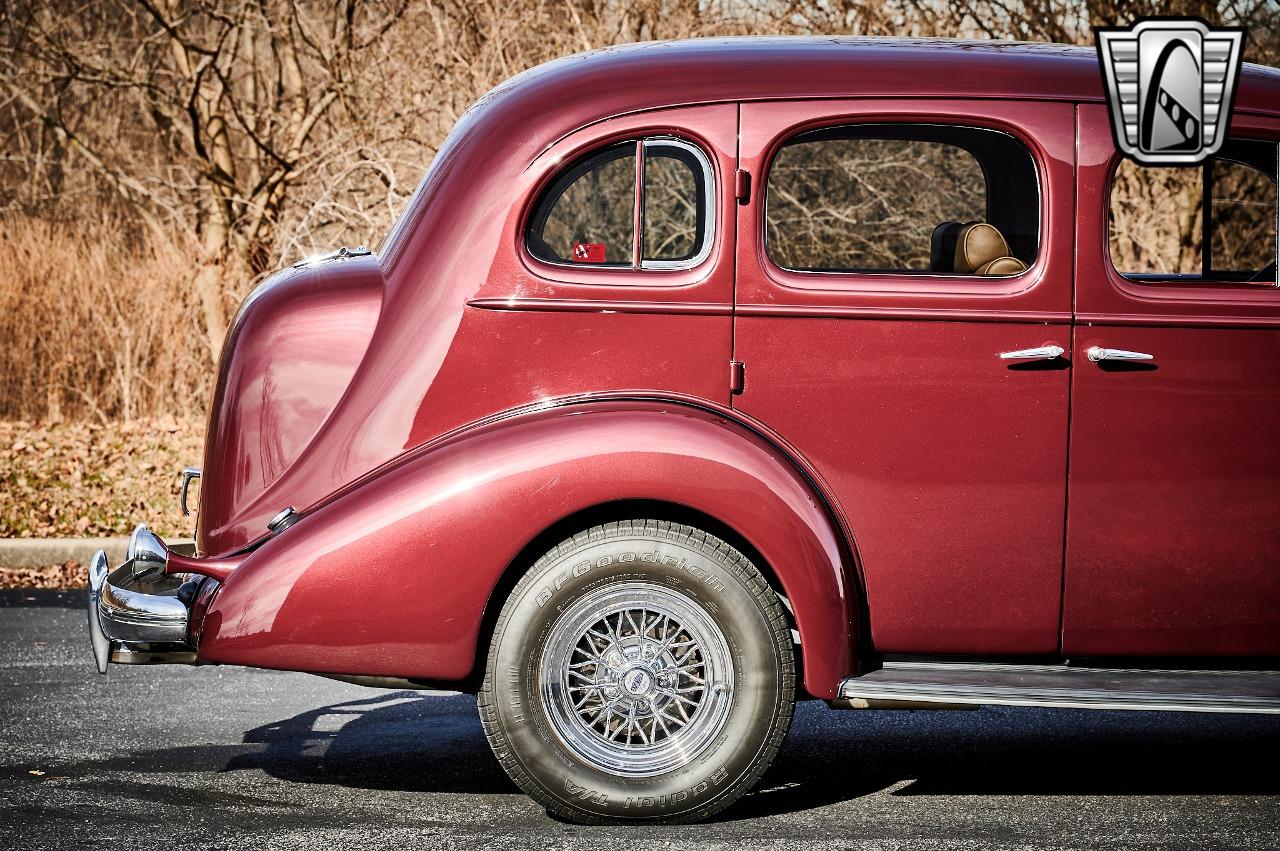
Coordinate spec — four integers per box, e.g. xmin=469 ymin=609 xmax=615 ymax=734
xmin=765 ymin=125 xmax=1040 ymax=277
xmin=1109 ymin=139 xmax=1278 ymax=285
xmin=643 ymin=141 xmax=711 ymax=266
xmin=527 ymin=138 xmax=714 ymax=271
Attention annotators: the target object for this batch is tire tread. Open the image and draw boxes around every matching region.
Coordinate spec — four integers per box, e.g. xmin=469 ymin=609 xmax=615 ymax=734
xmin=477 ymin=519 xmax=795 ymax=824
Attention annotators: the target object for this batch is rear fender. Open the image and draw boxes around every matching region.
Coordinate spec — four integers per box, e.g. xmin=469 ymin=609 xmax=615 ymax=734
xmin=197 ymin=400 xmax=855 ymax=697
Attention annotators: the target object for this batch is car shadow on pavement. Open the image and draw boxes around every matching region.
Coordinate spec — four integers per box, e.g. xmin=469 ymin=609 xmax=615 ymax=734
xmin=212 ymin=692 xmax=1280 ymax=819
xmin=224 ymin=691 xmax=515 ymax=795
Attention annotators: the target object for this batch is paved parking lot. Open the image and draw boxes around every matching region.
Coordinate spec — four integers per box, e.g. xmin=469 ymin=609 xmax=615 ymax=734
xmin=2 ymin=595 xmax=1279 ymax=849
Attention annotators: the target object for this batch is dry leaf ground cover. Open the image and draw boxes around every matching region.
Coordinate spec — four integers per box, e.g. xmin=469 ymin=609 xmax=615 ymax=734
xmin=1 ymin=417 xmax=202 ymax=588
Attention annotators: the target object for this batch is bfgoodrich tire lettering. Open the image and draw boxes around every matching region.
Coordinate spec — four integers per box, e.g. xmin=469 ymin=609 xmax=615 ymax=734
xmin=478 ymin=519 xmax=795 ymax=824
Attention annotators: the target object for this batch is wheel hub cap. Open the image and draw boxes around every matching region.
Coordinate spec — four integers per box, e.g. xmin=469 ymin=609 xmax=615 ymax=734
xmin=539 ymin=580 xmax=734 ymax=777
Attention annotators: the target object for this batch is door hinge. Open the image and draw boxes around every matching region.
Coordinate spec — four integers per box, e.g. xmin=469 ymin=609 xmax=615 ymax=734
xmin=729 ymin=360 xmax=745 ymax=395
xmin=734 ymin=169 xmax=751 ymax=204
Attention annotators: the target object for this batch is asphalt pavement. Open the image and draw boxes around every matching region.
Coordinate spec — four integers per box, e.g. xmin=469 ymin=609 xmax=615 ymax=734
xmin=2 ymin=593 xmax=1279 ymax=850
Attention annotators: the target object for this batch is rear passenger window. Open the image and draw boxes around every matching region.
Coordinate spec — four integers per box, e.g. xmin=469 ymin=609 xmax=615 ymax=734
xmin=766 ymin=125 xmax=1040 ymax=277
xmin=529 ymin=143 xmax=635 ymax=267
xmin=527 ymin=138 xmax=714 ymax=270
xmin=1109 ymin=139 xmax=1278 ymax=285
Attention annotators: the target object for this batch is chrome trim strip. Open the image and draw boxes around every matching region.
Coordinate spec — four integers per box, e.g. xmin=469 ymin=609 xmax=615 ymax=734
xmin=468 ymin=296 xmax=1073 ymax=324
xmin=839 ymin=663 xmax=1280 ymax=714
xmin=1074 ymin=312 xmax=1280 ymax=329
xmin=468 ymin=297 xmax=730 ymax=315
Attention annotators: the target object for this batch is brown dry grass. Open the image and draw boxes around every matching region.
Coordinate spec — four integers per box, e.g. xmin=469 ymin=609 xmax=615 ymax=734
xmin=0 ymin=218 xmax=221 ymax=422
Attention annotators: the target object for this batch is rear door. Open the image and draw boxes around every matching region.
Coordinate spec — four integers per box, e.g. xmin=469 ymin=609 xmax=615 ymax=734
xmin=1063 ymin=104 xmax=1280 ymax=656
xmin=733 ymin=99 xmax=1075 ymax=654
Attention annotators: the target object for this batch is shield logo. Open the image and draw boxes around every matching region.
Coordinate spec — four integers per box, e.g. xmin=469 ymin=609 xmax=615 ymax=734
xmin=1096 ymin=18 xmax=1245 ymax=165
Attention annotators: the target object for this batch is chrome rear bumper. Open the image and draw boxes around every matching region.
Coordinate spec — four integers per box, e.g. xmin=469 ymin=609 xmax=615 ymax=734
xmin=87 ymin=525 xmax=200 ymax=673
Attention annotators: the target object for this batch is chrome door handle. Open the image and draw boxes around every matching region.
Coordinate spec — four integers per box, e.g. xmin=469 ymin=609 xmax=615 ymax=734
xmin=1086 ymin=347 xmax=1153 ymax=363
xmin=999 ymin=345 xmax=1064 ymax=361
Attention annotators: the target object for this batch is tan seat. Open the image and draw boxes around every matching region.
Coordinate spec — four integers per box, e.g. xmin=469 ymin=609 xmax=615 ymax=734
xmin=952 ymin=222 xmax=1027 ymax=277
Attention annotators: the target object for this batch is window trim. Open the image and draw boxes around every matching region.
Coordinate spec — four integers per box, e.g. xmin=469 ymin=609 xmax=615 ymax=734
xmin=761 ymin=122 xmax=1041 ymax=280
xmin=523 ymin=135 xmax=717 ymax=274
xmin=640 ymin=138 xmax=716 ymax=271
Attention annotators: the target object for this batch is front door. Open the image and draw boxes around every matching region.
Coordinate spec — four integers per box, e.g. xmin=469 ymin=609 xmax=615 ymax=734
xmin=1063 ymin=105 xmax=1280 ymax=657
xmin=733 ymin=99 xmax=1075 ymax=654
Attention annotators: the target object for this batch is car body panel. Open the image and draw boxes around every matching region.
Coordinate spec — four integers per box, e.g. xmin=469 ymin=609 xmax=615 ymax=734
xmin=1061 ymin=105 xmax=1280 ymax=656
xmin=199 ymin=256 xmax=384 ymax=554
xmin=196 ymin=401 xmax=854 ymax=697
xmin=732 ymin=98 xmax=1075 ymax=654
xmin=198 ymin=103 xmax=738 ymax=556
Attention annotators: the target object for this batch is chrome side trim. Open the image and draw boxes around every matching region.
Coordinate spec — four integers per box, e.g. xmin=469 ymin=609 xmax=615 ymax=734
xmin=838 ymin=662 xmax=1280 ymax=714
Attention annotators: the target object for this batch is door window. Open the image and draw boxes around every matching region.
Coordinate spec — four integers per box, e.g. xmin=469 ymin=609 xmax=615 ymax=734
xmin=1108 ymin=139 xmax=1278 ymax=285
xmin=765 ymin=124 xmax=1040 ymax=276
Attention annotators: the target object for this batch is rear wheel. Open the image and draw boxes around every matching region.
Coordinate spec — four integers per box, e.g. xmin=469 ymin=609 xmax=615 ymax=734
xmin=478 ymin=519 xmax=795 ymax=823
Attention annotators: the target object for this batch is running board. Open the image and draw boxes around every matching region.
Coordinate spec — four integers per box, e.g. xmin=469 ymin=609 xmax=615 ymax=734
xmin=837 ymin=662 xmax=1280 ymax=714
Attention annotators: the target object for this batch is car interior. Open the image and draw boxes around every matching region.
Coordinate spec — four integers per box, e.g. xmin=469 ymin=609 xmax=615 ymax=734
xmin=929 ymin=220 xmax=1028 ymax=276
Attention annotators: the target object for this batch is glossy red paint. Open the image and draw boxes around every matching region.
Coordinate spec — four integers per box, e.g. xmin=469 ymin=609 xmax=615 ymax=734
xmin=167 ymin=551 xmax=241 ymax=583
xmin=200 ymin=254 xmax=383 ymax=553
xmin=1061 ymin=105 xmax=1280 ymax=657
xmin=176 ymin=38 xmax=1280 ymax=695
xmin=199 ymin=102 xmax=739 ymax=555
xmin=198 ymin=38 xmax=1155 ymax=556
xmin=197 ymin=401 xmax=852 ymax=697
xmin=733 ymin=98 xmax=1075 ymax=655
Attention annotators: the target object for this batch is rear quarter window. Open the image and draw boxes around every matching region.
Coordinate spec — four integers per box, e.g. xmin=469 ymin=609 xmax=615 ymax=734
xmin=526 ymin=138 xmax=714 ymax=272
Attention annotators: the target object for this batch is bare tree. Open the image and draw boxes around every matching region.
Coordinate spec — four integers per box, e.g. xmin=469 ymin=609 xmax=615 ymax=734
xmin=1 ymin=0 xmax=409 ymax=360
xmin=1 ymin=0 xmax=1277 ymax=421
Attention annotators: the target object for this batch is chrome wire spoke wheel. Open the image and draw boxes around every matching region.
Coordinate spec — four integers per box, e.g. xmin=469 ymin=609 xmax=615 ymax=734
xmin=540 ymin=581 xmax=734 ymax=777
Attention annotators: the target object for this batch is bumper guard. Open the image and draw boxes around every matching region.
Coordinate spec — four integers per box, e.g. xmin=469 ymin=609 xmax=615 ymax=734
xmin=87 ymin=525 xmax=200 ymax=673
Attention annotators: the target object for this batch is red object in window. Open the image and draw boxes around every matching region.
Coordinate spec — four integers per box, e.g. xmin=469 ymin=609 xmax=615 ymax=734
xmin=572 ymin=242 xmax=606 ymax=263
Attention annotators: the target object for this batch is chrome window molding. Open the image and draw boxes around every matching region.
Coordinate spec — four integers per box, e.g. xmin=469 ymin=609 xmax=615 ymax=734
xmin=639 ymin=137 xmax=717 ymax=272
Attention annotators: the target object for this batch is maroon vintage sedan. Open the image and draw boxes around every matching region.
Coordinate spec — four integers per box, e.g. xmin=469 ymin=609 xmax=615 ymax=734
xmin=86 ymin=37 xmax=1280 ymax=823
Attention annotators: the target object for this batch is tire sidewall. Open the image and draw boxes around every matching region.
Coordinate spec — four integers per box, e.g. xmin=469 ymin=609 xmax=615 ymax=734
xmin=488 ymin=529 xmax=788 ymax=821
